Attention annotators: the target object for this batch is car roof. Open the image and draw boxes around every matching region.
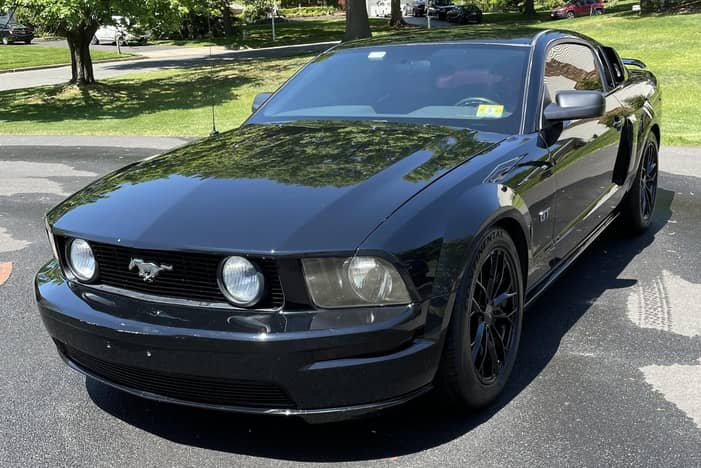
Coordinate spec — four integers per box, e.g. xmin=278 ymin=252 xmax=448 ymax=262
xmin=334 ymin=28 xmax=597 ymax=50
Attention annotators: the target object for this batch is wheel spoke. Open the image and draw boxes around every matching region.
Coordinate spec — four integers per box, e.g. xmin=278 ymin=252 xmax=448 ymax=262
xmin=493 ymin=291 xmax=517 ymax=308
xmin=494 ymin=253 xmax=507 ymax=296
xmin=492 ymin=325 xmax=508 ymax=360
xmin=645 ymin=183 xmax=655 ymax=200
xmin=485 ymin=251 xmax=499 ymax=297
xmin=475 ymin=279 xmax=489 ymax=299
xmin=486 ymin=330 xmax=499 ymax=376
xmin=471 ymin=297 xmax=485 ymax=316
xmin=478 ymin=333 xmax=489 ymax=374
xmin=644 ymin=186 xmax=654 ymax=215
xmin=471 ymin=320 xmax=486 ymax=362
xmin=647 ymin=161 xmax=657 ymax=178
xmin=494 ymin=305 xmax=518 ymax=322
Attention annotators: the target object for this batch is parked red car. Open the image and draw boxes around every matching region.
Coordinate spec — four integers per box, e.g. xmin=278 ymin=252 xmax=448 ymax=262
xmin=551 ymin=0 xmax=604 ymax=18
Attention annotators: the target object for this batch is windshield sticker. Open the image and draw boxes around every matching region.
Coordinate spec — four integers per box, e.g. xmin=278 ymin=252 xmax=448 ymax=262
xmin=368 ymin=51 xmax=386 ymax=61
xmin=476 ymin=104 xmax=505 ymax=118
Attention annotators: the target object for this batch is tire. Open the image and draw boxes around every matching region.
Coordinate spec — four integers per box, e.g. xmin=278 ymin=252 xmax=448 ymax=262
xmin=2 ymin=37 xmax=9 ymax=45
xmin=435 ymin=227 xmax=524 ymax=410
xmin=620 ymin=132 xmax=659 ymax=234
xmin=567 ymin=10 xmax=575 ymax=18
xmin=91 ymin=35 xmax=99 ymax=45
xmin=595 ymin=8 xmax=603 ymax=14
xmin=24 ymin=39 xmax=32 ymax=44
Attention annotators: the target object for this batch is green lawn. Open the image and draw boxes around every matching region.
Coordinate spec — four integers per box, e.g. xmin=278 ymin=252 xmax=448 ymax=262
xmin=0 ymin=11 xmax=699 ymax=145
xmin=0 ymin=56 xmax=310 ymax=136
xmin=0 ymin=45 xmax=132 ymax=71
xmin=152 ymin=18 xmax=399 ymax=49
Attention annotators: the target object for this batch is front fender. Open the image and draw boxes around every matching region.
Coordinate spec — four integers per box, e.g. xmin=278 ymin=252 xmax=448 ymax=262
xmin=357 ymin=168 xmax=532 ymax=344
xmin=432 ymin=184 xmax=531 ymax=338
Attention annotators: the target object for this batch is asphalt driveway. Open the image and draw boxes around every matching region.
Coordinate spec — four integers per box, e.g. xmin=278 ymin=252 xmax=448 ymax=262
xmin=0 ymin=139 xmax=699 ymax=466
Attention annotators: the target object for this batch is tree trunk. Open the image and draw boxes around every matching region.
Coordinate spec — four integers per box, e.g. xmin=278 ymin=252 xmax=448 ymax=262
xmin=522 ymin=0 xmax=537 ymax=16
xmin=389 ymin=0 xmax=406 ymax=26
xmin=222 ymin=5 xmax=235 ymax=37
xmin=344 ymin=0 xmax=371 ymax=41
xmin=66 ymin=26 xmax=98 ymax=86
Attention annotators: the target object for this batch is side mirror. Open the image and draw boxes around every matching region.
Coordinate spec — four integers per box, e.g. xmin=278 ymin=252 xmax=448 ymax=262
xmin=544 ymin=90 xmax=605 ymax=122
xmin=251 ymin=92 xmax=272 ymax=113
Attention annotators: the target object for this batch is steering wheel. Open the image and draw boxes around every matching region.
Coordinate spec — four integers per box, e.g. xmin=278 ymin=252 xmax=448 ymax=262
xmin=455 ymin=97 xmax=500 ymax=107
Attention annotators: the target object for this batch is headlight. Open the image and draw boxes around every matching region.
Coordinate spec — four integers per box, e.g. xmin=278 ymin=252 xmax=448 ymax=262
xmin=219 ymin=256 xmax=264 ymax=307
xmin=67 ymin=238 xmax=97 ymax=281
xmin=302 ymin=256 xmax=411 ymax=308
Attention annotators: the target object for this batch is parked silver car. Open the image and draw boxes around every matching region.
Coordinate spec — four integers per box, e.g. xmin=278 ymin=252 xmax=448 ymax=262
xmin=92 ymin=16 xmax=150 ymax=46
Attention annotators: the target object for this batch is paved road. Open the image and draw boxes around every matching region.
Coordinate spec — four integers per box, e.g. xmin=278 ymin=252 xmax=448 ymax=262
xmin=0 ymin=41 xmax=336 ymax=91
xmin=33 ymin=39 xmax=186 ymax=55
xmin=0 ymin=141 xmax=699 ymax=466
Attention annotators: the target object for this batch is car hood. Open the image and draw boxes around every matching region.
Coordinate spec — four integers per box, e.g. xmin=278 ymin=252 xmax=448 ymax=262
xmin=49 ymin=121 xmax=499 ymax=254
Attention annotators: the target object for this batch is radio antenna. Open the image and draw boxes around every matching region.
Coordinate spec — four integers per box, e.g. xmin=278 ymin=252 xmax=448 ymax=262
xmin=207 ymin=5 xmax=219 ymax=137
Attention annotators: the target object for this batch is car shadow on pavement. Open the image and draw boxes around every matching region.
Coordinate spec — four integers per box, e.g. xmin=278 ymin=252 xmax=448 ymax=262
xmin=86 ymin=189 xmax=674 ymax=462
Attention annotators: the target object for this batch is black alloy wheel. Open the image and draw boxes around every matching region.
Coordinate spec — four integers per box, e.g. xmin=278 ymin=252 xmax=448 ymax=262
xmin=621 ymin=132 xmax=658 ymax=234
xmin=639 ymin=139 xmax=658 ymax=221
xmin=469 ymin=246 xmax=520 ymax=384
xmin=435 ymin=227 xmax=524 ymax=410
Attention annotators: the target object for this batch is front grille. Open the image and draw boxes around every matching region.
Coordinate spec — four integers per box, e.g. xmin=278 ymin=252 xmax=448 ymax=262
xmin=60 ymin=238 xmax=283 ymax=308
xmin=63 ymin=344 xmax=296 ymax=409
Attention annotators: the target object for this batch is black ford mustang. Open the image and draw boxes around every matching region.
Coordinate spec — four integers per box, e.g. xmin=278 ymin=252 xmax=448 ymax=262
xmin=37 ymin=29 xmax=661 ymax=422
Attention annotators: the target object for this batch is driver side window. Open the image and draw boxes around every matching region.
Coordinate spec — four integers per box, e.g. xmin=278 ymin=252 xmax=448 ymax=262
xmin=543 ymin=43 xmax=604 ymax=107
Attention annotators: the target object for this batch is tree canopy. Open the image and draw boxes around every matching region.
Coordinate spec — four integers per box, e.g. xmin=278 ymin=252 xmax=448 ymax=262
xmin=0 ymin=0 xmax=209 ymax=85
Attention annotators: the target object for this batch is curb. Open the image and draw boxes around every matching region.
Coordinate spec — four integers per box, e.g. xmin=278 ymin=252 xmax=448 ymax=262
xmin=0 ymin=55 xmax=144 ymax=75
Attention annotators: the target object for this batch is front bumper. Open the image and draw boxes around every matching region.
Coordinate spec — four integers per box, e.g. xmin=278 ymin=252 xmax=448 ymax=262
xmin=124 ymin=33 xmax=149 ymax=44
xmin=4 ymin=32 xmax=34 ymax=42
xmin=36 ymin=261 xmax=440 ymax=423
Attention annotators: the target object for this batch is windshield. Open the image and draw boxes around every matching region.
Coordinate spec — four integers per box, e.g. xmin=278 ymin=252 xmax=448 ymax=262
xmin=249 ymin=44 xmax=530 ymax=134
